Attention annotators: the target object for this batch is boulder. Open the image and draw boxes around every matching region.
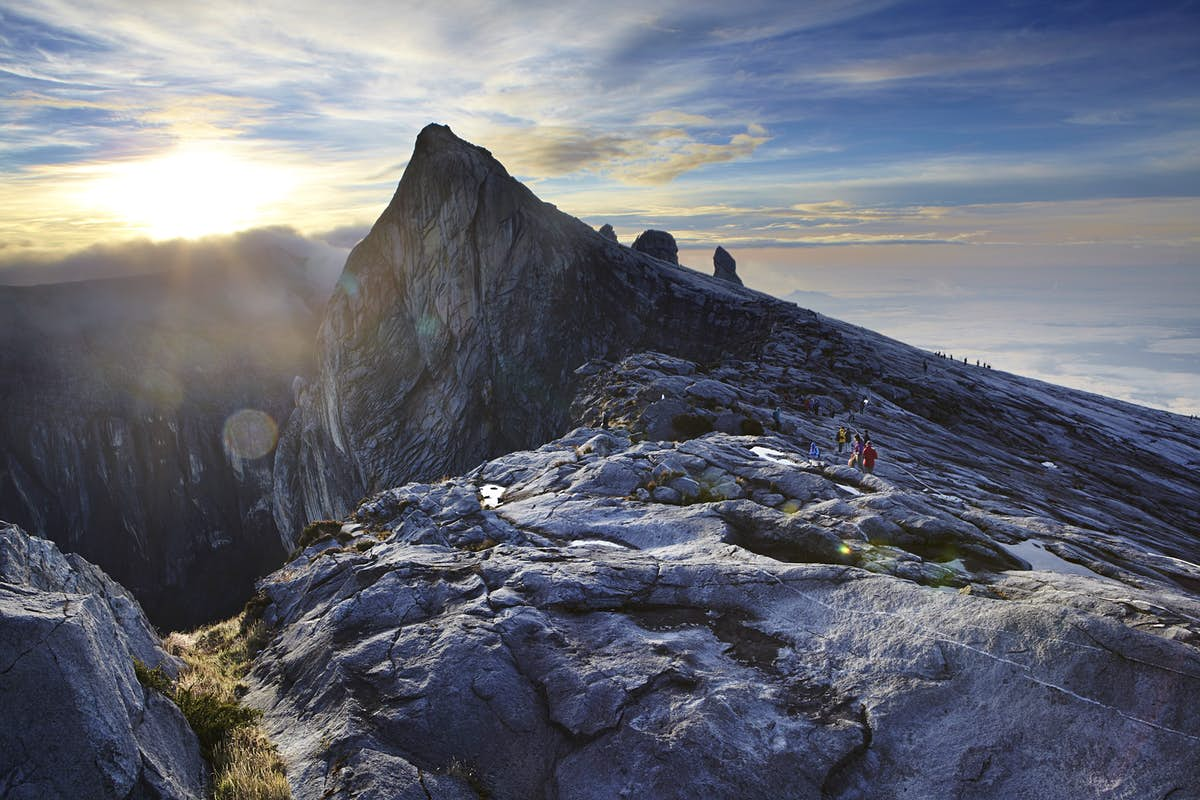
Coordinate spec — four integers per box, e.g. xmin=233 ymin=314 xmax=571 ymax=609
xmin=597 ymin=223 xmax=617 ymax=242
xmin=631 ymin=229 xmax=679 ymax=265
xmin=0 ymin=523 xmax=207 ymax=800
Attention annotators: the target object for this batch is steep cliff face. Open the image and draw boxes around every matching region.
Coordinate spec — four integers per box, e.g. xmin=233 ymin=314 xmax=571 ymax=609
xmin=274 ymin=124 xmax=789 ymax=539
xmin=0 ymin=265 xmax=319 ymax=628
xmin=0 ymin=523 xmax=207 ymax=799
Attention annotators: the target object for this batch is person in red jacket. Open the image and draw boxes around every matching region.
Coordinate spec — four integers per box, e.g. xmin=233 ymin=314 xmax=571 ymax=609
xmin=862 ymin=440 xmax=878 ymax=474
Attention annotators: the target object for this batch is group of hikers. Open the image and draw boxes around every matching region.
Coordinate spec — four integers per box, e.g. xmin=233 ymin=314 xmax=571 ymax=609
xmin=933 ymin=351 xmax=992 ymax=370
xmin=834 ymin=426 xmax=877 ymax=473
xmin=807 ymin=425 xmax=877 ymax=473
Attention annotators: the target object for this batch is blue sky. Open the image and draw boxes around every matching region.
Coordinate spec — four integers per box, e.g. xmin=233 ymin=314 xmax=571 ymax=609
xmin=1 ymin=0 xmax=1198 ymax=410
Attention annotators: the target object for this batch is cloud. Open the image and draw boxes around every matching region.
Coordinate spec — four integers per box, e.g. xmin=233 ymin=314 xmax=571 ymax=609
xmin=0 ymin=226 xmax=348 ymax=300
xmin=482 ymin=125 xmax=770 ymax=183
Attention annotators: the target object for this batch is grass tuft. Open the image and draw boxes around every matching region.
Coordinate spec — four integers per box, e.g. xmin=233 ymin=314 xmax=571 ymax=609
xmin=157 ymin=597 xmax=290 ymax=799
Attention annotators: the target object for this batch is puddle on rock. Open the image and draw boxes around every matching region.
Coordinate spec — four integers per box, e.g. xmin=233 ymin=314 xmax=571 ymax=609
xmin=1003 ymin=538 xmax=1110 ymax=581
xmin=478 ymin=484 xmax=506 ymax=509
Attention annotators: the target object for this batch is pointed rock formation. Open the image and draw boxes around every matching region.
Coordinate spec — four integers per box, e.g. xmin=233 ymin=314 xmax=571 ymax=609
xmin=597 ymin=223 xmax=617 ymax=242
xmin=273 ymin=124 xmax=787 ymax=538
xmin=631 ymin=228 xmax=679 ymax=265
xmin=713 ymin=245 xmax=743 ymax=286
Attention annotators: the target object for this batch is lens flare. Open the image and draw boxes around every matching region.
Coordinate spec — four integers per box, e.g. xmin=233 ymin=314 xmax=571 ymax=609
xmin=222 ymin=409 xmax=278 ymax=460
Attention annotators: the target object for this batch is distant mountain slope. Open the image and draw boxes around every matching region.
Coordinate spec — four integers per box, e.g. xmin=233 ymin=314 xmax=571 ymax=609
xmin=0 ymin=260 xmax=322 ymax=629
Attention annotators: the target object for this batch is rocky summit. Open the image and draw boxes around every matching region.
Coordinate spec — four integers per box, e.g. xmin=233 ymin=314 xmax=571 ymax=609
xmin=241 ymin=127 xmax=1200 ymax=798
xmin=4 ymin=123 xmax=1199 ymax=799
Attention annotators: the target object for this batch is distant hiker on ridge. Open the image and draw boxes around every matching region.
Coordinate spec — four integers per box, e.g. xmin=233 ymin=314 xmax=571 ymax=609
xmin=809 ymin=442 xmax=821 ymax=461
xmin=836 ymin=425 xmax=848 ymax=454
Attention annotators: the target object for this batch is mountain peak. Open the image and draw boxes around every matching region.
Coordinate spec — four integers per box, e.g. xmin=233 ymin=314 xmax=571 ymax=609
xmin=274 ymin=126 xmax=781 ymax=535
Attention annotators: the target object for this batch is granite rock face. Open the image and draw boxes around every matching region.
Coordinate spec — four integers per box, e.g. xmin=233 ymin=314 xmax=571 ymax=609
xmin=0 ymin=523 xmax=207 ymax=800
xmin=0 ymin=262 xmax=320 ymax=628
xmin=597 ymin=223 xmax=617 ymax=242
xmin=631 ymin=229 xmax=679 ymax=265
xmin=712 ymin=245 xmax=742 ymax=286
xmin=247 ymin=419 xmax=1200 ymax=799
xmin=274 ymin=124 xmax=788 ymax=540
xmin=241 ymin=127 xmax=1200 ymax=798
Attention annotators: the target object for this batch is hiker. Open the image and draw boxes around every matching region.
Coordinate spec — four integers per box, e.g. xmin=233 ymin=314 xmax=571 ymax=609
xmin=862 ymin=440 xmax=878 ymax=474
xmin=848 ymin=433 xmax=864 ymax=467
xmin=773 ymin=407 xmax=782 ymax=430
xmin=809 ymin=442 xmax=821 ymax=460
xmin=813 ymin=398 xmax=821 ymax=415
xmin=836 ymin=425 xmax=848 ymax=454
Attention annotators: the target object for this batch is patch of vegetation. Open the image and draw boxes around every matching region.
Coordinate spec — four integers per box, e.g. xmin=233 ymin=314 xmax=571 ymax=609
xmin=133 ymin=658 xmax=174 ymax=695
xmin=155 ymin=596 xmax=290 ymax=800
xmin=296 ymin=520 xmax=343 ymax=551
xmin=354 ymin=539 xmax=378 ymax=552
xmin=213 ymin=726 xmax=292 ymax=800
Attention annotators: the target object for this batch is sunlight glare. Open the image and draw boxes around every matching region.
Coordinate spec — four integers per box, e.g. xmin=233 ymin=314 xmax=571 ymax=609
xmin=83 ymin=144 xmax=295 ymax=239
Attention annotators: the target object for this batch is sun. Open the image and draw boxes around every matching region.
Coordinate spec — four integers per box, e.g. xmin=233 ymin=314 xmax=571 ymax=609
xmin=83 ymin=144 xmax=295 ymax=239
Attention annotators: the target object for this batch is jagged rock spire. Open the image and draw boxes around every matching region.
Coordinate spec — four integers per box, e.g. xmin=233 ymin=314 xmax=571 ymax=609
xmin=713 ymin=245 xmax=743 ymax=286
xmin=598 ymin=223 xmax=618 ymax=242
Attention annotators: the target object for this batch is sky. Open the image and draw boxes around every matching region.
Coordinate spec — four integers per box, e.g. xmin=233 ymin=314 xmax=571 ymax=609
xmin=1 ymin=0 xmax=1198 ymax=412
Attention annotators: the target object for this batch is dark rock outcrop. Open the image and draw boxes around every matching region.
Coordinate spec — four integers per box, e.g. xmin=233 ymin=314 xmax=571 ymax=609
xmin=631 ymin=228 xmax=679 ymax=265
xmin=597 ymin=223 xmax=617 ymax=242
xmin=273 ymin=124 xmax=788 ymax=540
xmin=713 ymin=245 xmax=742 ymax=285
xmin=0 ymin=265 xmax=320 ymax=629
xmin=0 ymin=523 xmax=207 ymax=799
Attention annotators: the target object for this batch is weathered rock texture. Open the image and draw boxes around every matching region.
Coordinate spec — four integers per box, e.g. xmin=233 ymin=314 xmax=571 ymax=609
xmin=247 ymin=419 xmax=1200 ymax=799
xmin=0 ymin=523 xmax=207 ymax=799
xmin=0 ymin=263 xmax=320 ymax=628
xmin=631 ymin=229 xmax=679 ymax=265
xmin=597 ymin=223 xmax=617 ymax=242
xmin=274 ymin=124 xmax=789 ymax=541
xmin=713 ymin=245 xmax=742 ymax=285
xmin=239 ymin=126 xmax=1200 ymax=799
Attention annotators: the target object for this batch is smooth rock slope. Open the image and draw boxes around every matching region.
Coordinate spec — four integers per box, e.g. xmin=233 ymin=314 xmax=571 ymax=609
xmin=0 ymin=523 xmax=207 ymax=799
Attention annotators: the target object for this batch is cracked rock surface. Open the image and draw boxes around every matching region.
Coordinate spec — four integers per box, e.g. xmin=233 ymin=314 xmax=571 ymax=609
xmin=0 ymin=523 xmax=206 ymax=800
xmin=247 ymin=424 xmax=1200 ymax=799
